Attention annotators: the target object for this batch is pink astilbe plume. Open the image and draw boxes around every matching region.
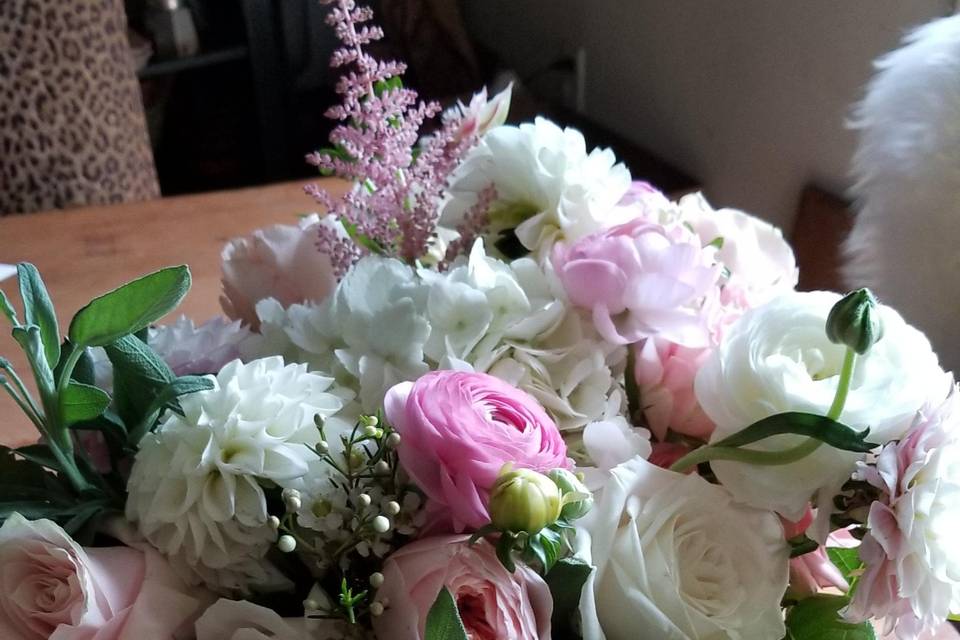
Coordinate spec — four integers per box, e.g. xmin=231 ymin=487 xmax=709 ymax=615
xmin=307 ymin=0 xmax=484 ymax=276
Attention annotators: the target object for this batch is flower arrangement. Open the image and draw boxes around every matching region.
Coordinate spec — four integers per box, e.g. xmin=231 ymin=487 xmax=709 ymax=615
xmin=1 ymin=2 xmax=959 ymax=639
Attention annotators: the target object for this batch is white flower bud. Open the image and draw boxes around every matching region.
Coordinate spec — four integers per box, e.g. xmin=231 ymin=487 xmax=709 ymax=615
xmin=384 ymin=501 xmax=401 ymax=516
xmin=370 ymin=601 xmax=384 ymax=617
xmin=278 ymin=535 xmax=297 ymax=553
xmin=357 ymin=493 xmax=372 ymax=508
xmin=369 ymin=572 xmax=385 ymax=588
xmin=363 ymin=425 xmax=379 ymax=438
xmin=385 ymin=432 xmax=401 ymax=448
xmin=316 ymin=440 xmax=329 ymax=454
xmin=371 ymin=515 xmax=391 ymax=534
xmin=373 ymin=460 xmax=390 ymax=475
xmin=284 ymin=494 xmax=302 ymax=512
xmin=267 ymin=515 xmax=281 ymax=530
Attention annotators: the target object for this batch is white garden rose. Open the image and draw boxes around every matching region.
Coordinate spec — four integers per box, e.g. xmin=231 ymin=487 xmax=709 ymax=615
xmin=695 ymin=291 xmax=944 ymax=522
xmin=441 ymin=117 xmax=632 ymax=258
xmin=576 ymin=457 xmax=788 ymax=639
xmin=126 ymin=357 xmax=352 ymax=593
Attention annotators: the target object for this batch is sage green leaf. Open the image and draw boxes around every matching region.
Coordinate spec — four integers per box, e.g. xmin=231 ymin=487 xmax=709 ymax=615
xmin=104 ymin=335 xmax=174 ymax=430
xmin=545 ymin=558 xmax=592 ymax=639
xmin=0 ymin=289 xmax=19 ymax=326
xmin=12 ymin=325 xmax=55 ymax=395
xmin=424 ymin=587 xmax=468 ymax=640
xmin=59 ymin=382 xmax=110 ymax=427
xmin=17 ymin=263 xmax=60 ymax=366
xmin=129 ymin=375 xmax=214 ymax=444
xmin=713 ymin=412 xmax=877 ymax=453
xmin=784 ymin=595 xmax=875 ymax=640
xmin=14 ymin=444 xmax=62 ymax=472
xmin=68 ymin=266 xmax=191 ymax=348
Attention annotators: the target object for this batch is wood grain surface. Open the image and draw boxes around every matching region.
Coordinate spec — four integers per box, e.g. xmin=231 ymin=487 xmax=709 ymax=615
xmin=0 ymin=178 xmax=346 ymax=446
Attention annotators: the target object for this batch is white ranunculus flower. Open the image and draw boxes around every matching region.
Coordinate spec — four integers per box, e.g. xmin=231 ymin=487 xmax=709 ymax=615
xmin=576 ymin=457 xmax=789 ymax=640
xmin=441 ymin=117 xmax=632 ymax=258
xmin=695 ymin=291 xmax=945 ymax=522
xmin=125 ymin=357 xmax=352 ymax=593
xmin=149 ymin=315 xmax=251 ymax=376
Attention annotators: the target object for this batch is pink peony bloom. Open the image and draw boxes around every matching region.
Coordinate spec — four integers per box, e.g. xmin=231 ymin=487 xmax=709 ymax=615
xmin=384 ymin=371 xmax=571 ymax=532
xmin=552 ymin=217 xmax=721 ymax=348
xmin=845 ymin=381 xmax=960 ymax=640
xmin=633 ymin=338 xmax=715 ymax=441
xmin=372 ymin=535 xmax=552 ymax=640
xmin=0 ymin=513 xmax=204 ymax=639
xmin=220 ymin=215 xmax=342 ymax=329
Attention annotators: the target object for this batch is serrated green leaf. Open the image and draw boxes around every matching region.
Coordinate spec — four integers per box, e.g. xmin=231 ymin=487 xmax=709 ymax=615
xmin=424 ymin=587 xmax=468 ymax=640
xmin=713 ymin=412 xmax=877 ymax=453
xmin=17 ymin=263 xmax=60 ymax=367
xmin=785 ymin=595 xmax=875 ymax=640
xmin=60 ymin=382 xmax=110 ymax=427
xmin=69 ymin=266 xmax=191 ymax=348
xmin=545 ymin=558 xmax=592 ymax=638
xmin=827 ymin=547 xmax=864 ymax=587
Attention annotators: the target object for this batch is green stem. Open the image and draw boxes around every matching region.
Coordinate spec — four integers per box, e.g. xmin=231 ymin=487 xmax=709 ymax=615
xmin=671 ymin=347 xmax=859 ymax=474
xmin=1 ymin=379 xmax=46 ymax=432
xmin=0 ymin=362 xmax=44 ymax=425
xmin=827 ymin=348 xmax=857 ymax=421
xmin=55 ymin=344 xmax=83 ymax=400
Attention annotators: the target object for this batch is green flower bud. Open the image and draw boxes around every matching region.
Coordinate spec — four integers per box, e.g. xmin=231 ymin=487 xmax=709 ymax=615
xmin=547 ymin=468 xmax=594 ymax=520
xmin=489 ymin=466 xmax=562 ymax=534
xmin=826 ymin=288 xmax=884 ymax=355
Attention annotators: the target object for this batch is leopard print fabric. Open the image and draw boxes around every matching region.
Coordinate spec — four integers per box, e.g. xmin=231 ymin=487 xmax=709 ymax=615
xmin=0 ymin=0 xmax=159 ymax=216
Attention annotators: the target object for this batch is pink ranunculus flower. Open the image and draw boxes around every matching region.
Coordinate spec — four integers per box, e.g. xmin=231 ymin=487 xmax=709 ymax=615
xmin=633 ymin=337 xmax=715 ymax=442
xmin=372 ymin=536 xmax=552 ymax=640
xmin=552 ymin=217 xmax=721 ymax=348
xmin=220 ymin=214 xmax=343 ymax=329
xmin=0 ymin=513 xmax=204 ymax=639
xmin=844 ymin=379 xmax=960 ymax=640
xmin=385 ymin=371 xmax=571 ymax=532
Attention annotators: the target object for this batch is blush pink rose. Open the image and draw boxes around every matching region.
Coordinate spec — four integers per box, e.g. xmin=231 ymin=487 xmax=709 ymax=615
xmin=634 ymin=338 xmax=715 ymax=442
xmin=0 ymin=514 xmax=204 ymax=639
xmin=220 ymin=215 xmax=343 ymax=329
xmin=552 ymin=217 xmax=721 ymax=348
xmin=372 ymin=536 xmax=552 ymax=640
xmin=385 ymin=371 xmax=571 ymax=532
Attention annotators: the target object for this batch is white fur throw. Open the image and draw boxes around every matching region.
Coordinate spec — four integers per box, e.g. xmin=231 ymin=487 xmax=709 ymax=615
xmin=844 ymin=14 xmax=960 ymax=371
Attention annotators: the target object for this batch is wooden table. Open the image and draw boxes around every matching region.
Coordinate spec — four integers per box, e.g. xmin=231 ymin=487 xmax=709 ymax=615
xmin=0 ymin=178 xmax=345 ymax=447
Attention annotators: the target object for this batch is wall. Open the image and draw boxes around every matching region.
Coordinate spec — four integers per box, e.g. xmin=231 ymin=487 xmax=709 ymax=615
xmin=460 ymin=0 xmax=953 ymax=229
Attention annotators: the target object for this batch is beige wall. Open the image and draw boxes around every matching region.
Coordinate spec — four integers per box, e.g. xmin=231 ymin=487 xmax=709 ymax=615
xmin=461 ymin=0 xmax=952 ymax=229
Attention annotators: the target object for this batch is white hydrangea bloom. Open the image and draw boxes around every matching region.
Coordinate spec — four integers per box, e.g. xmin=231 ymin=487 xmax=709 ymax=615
xmin=149 ymin=315 xmax=252 ymax=376
xmin=125 ymin=356 xmax=352 ymax=594
xmin=441 ymin=117 xmax=633 ymax=258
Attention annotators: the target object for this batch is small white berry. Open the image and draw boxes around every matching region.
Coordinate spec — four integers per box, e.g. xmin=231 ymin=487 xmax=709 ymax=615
xmin=373 ymin=460 xmax=390 ymax=475
xmin=278 ymin=535 xmax=297 ymax=553
xmin=363 ymin=425 xmax=379 ymax=437
xmin=357 ymin=493 xmax=372 ymax=508
xmin=385 ymin=432 xmax=401 ymax=448
xmin=285 ymin=495 xmax=302 ymax=511
xmin=384 ymin=501 xmax=401 ymax=516
xmin=370 ymin=601 xmax=384 ymax=617
xmin=316 ymin=440 xmax=329 ymax=454
xmin=267 ymin=515 xmax=281 ymax=530
xmin=366 ymin=416 xmax=379 ymax=426
xmin=369 ymin=572 xmax=385 ymax=588
xmin=371 ymin=515 xmax=391 ymax=534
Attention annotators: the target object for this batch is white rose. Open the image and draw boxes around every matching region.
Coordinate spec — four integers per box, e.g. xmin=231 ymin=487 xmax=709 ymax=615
xmin=695 ymin=291 xmax=944 ymax=521
xmin=576 ymin=457 xmax=788 ymax=639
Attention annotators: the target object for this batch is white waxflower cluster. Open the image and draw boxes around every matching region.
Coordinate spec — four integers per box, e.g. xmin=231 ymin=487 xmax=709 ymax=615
xmin=125 ymin=356 xmax=352 ymax=594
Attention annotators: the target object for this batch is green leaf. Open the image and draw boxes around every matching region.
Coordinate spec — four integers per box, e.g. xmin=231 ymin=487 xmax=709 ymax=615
xmin=713 ymin=412 xmax=877 ymax=453
xmin=13 ymin=325 xmax=55 ymax=395
xmin=0 ymin=447 xmax=74 ymax=519
xmin=496 ymin=533 xmax=517 ymax=573
xmin=784 ymin=595 xmax=875 ymax=640
xmin=827 ymin=547 xmax=864 ymax=587
xmin=68 ymin=266 xmax=191 ymax=348
xmin=17 ymin=263 xmax=60 ymax=367
xmin=104 ymin=335 xmax=175 ymax=430
xmin=59 ymin=382 xmax=110 ymax=427
xmin=130 ymin=375 xmax=214 ymax=444
xmin=54 ymin=342 xmax=94 ymax=386
xmin=789 ymin=534 xmax=819 ymax=558
xmin=0 ymin=289 xmax=19 ymax=326
xmin=424 ymin=587 xmax=468 ymax=640
xmin=624 ymin=346 xmax=643 ymax=426
xmin=14 ymin=444 xmax=63 ymax=472
xmin=544 ymin=558 xmax=592 ymax=639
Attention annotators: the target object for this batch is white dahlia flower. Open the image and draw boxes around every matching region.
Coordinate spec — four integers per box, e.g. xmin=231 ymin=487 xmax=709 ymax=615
xmin=441 ymin=117 xmax=632 ymax=258
xmin=125 ymin=356 xmax=352 ymax=593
